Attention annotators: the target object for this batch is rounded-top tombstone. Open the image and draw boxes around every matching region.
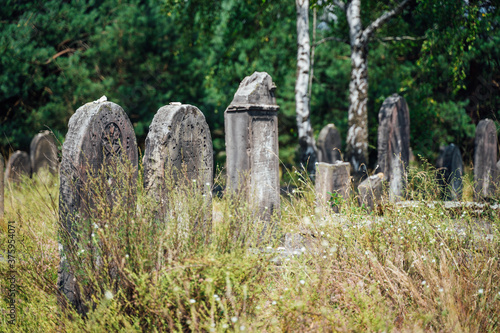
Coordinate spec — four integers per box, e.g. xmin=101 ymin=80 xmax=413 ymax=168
xmin=30 ymin=130 xmax=59 ymax=175
xmin=474 ymin=118 xmax=497 ymax=199
xmin=317 ymin=124 xmax=342 ymax=163
xmin=143 ymin=103 xmax=213 ymax=199
xmin=58 ymin=99 xmax=138 ymax=313
xmin=225 ymin=71 xmax=280 ymax=221
xmin=5 ymin=150 xmax=31 ymax=184
xmin=377 ymin=94 xmax=410 ymax=201
xmin=436 ymin=144 xmax=463 ymax=201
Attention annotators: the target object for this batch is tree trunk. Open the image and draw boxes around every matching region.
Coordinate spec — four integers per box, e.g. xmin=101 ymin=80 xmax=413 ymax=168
xmin=295 ymin=0 xmax=318 ymax=174
xmin=346 ymin=0 xmax=369 ymax=175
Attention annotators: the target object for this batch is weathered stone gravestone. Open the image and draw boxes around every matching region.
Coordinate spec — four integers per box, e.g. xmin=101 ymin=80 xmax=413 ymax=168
xmin=317 ymin=124 xmax=342 ymax=163
xmin=358 ymin=173 xmax=384 ymax=212
xmin=0 ymin=155 xmax=4 ymax=218
xmin=377 ymin=94 xmax=410 ymax=201
xmin=30 ymin=130 xmax=59 ymax=175
xmin=143 ymin=103 xmax=213 ymax=216
xmin=58 ymin=100 xmax=138 ymax=313
xmin=474 ymin=119 xmax=497 ymax=199
xmin=436 ymin=144 xmax=463 ymax=200
xmin=315 ymin=162 xmax=351 ymax=213
xmin=225 ymin=72 xmax=280 ymax=221
xmin=5 ymin=151 xmax=31 ymax=184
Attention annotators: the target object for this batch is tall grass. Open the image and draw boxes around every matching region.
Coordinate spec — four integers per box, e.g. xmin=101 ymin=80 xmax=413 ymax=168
xmin=0 ymin=162 xmax=499 ymax=332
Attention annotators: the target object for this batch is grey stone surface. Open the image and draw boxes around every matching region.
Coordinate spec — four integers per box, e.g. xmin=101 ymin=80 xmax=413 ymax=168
xmin=474 ymin=119 xmax=497 ymax=199
xmin=58 ymin=100 xmax=138 ymax=314
xmin=225 ymin=72 xmax=280 ymax=221
xmin=143 ymin=103 xmax=213 ymax=205
xmin=358 ymin=173 xmax=384 ymax=211
xmin=317 ymin=124 xmax=342 ymax=163
xmin=315 ymin=161 xmax=351 ymax=212
xmin=5 ymin=150 xmax=30 ymax=184
xmin=436 ymin=144 xmax=463 ymax=200
xmin=0 ymin=155 xmax=3 ymax=218
xmin=377 ymin=94 xmax=410 ymax=201
xmin=30 ymin=130 xmax=59 ymax=175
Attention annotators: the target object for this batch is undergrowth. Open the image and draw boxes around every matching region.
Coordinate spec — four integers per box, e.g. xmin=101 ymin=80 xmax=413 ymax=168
xmin=0 ymin=162 xmax=499 ymax=332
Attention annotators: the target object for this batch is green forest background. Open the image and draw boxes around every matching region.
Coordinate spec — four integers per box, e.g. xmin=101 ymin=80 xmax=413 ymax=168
xmin=1 ymin=0 xmax=499 ymax=172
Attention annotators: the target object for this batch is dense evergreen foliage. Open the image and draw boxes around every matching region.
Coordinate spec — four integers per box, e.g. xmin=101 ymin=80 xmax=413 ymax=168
xmin=1 ymin=0 xmax=498 ymax=169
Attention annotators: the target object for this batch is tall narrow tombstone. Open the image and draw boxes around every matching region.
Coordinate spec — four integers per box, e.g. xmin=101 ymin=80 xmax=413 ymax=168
xmin=377 ymin=94 xmax=410 ymax=201
xmin=474 ymin=119 xmax=497 ymax=199
xmin=30 ymin=130 xmax=59 ymax=175
xmin=225 ymin=72 xmax=280 ymax=221
xmin=0 ymin=155 xmax=4 ymax=218
xmin=317 ymin=124 xmax=342 ymax=163
xmin=5 ymin=151 xmax=31 ymax=184
xmin=315 ymin=161 xmax=351 ymax=212
xmin=436 ymin=144 xmax=463 ymax=200
xmin=358 ymin=173 xmax=384 ymax=212
xmin=143 ymin=103 xmax=213 ymax=219
xmin=58 ymin=100 xmax=138 ymax=313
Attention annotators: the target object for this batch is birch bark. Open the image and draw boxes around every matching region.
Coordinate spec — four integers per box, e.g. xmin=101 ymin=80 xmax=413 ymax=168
xmin=295 ymin=0 xmax=318 ymax=173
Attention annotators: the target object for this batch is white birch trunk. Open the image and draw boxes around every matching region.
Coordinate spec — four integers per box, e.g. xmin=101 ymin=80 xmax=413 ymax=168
xmin=346 ymin=0 xmax=369 ymax=174
xmin=295 ymin=0 xmax=318 ymax=173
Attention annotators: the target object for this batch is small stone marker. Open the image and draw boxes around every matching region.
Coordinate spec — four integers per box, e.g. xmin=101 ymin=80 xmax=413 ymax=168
xmin=0 ymin=155 xmax=4 ymax=218
xmin=143 ymin=103 xmax=213 ymax=202
xmin=315 ymin=161 xmax=351 ymax=212
xmin=5 ymin=150 xmax=31 ymax=184
xmin=377 ymin=94 xmax=410 ymax=201
xmin=436 ymin=144 xmax=463 ymax=200
xmin=474 ymin=119 xmax=497 ymax=199
xmin=358 ymin=173 xmax=384 ymax=211
xmin=225 ymin=72 xmax=280 ymax=221
xmin=30 ymin=130 xmax=59 ymax=175
xmin=58 ymin=100 xmax=138 ymax=313
xmin=317 ymin=124 xmax=342 ymax=163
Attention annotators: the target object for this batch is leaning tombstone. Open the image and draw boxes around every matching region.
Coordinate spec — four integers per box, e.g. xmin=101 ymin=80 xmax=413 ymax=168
xmin=317 ymin=124 xmax=342 ymax=163
xmin=358 ymin=173 xmax=384 ymax=212
xmin=30 ymin=130 xmax=59 ymax=176
xmin=58 ymin=98 xmax=138 ymax=314
xmin=225 ymin=72 xmax=280 ymax=222
xmin=436 ymin=144 xmax=463 ymax=201
xmin=0 ymin=155 xmax=3 ymax=218
xmin=377 ymin=94 xmax=410 ymax=202
xmin=315 ymin=161 xmax=351 ymax=213
xmin=143 ymin=103 xmax=213 ymax=224
xmin=5 ymin=151 xmax=31 ymax=184
xmin=474 ymin=119 xmax=497 ymax=199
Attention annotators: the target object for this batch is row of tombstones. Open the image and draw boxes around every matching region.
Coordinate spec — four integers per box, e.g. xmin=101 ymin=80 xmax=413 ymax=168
xmin=316 ymin=99 xmax=499 ymax=210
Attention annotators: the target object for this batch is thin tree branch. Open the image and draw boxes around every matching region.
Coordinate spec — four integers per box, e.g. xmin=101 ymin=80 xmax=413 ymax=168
xmin=331 ymin=0 xmax=346 ymax=11
xmin=313 ymin=36 xmax=349 ymax=47
xmin=378 ymin=36 xmax=426 ymax=42
xmin=361 ymin=0 xmax=410 ymax=44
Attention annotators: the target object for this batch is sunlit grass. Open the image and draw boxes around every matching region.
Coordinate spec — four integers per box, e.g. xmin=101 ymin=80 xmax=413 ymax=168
xmin=0 ymin=162 xmax=499 ymax=332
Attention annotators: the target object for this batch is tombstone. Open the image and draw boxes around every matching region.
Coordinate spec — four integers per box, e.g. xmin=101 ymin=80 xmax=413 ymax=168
xmin=30 ymin=130 xmax=59 ymax=175
xmin=474 ymin=119 xmax=497 ymax=199
xmin=143 ymin=103 xmax=213 ymax=213
xmin=317 ymin=124 xmax=342 ymax=163
xmin=5 ymin=151 xmax=31 ymax=184
xmin=436 ymin=144 xmax=463 ymax=200
xmin=358 ymin=173 xmax=384 ymax=211
xmin=0 ymin=155 xmax=4 ymax=218
xmin=225 ymin=72 xmax=280 ymax=221
xmin=377 ymin=94 xmax=410 ymax=201
xmin=58 ymin=99 xmax=138 ymax=314
xmin=315 ymin=161 xmax=351 ymax=212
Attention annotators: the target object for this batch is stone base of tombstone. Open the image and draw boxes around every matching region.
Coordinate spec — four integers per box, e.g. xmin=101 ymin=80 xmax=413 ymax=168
xmin=358 ymin=173 xmax=384 ymax=212
xmin=315 ymin=161 xmax=351 ymax=213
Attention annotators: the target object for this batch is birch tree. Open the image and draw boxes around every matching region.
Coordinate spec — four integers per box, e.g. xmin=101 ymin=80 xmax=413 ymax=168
xmin=295 ymin=0 xmax=318 ymax=174
xmin=330 ymin=0 xmax=410 ymax=174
